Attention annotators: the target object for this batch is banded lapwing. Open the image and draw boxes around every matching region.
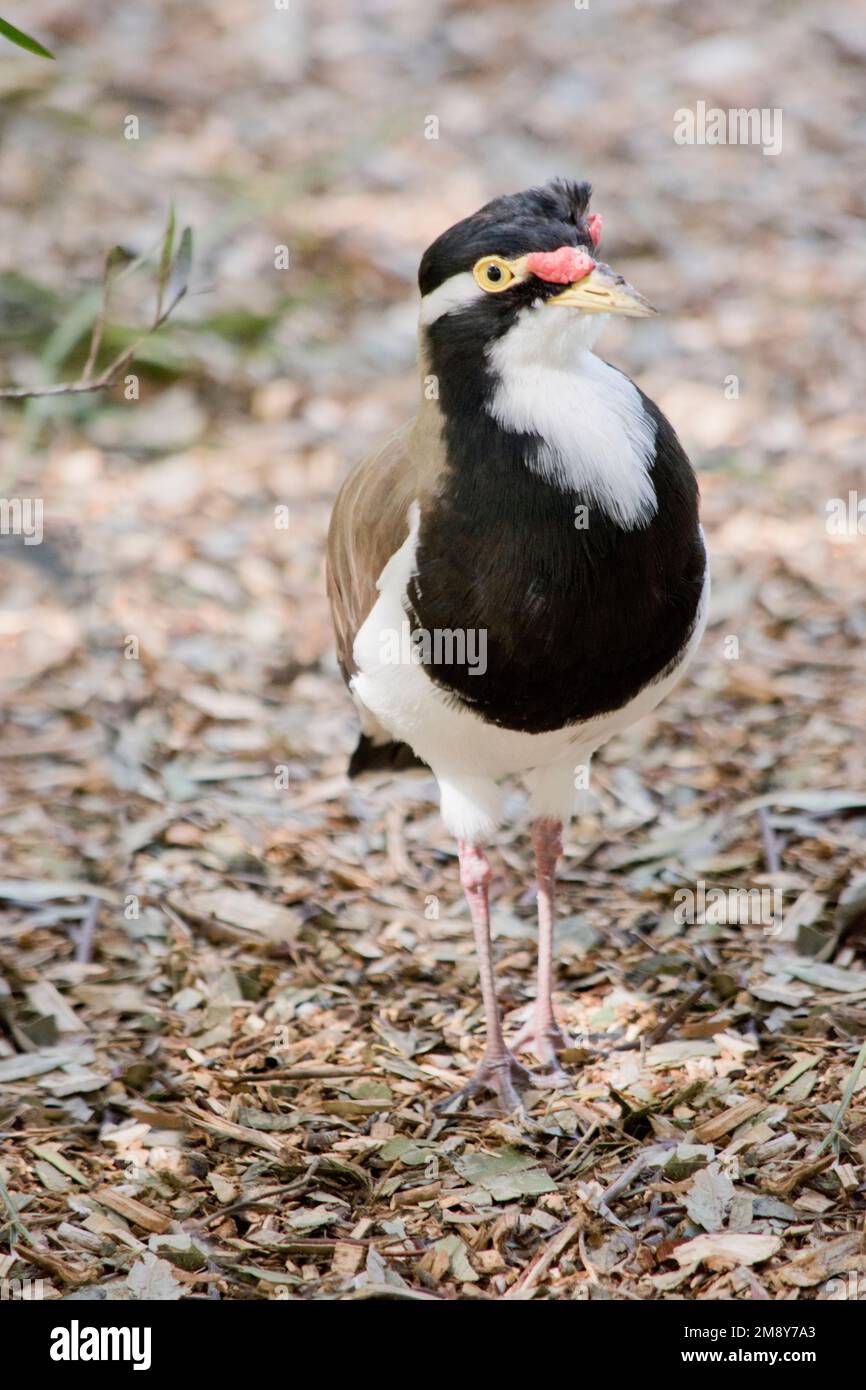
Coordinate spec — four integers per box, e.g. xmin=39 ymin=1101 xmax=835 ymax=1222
xmin=327 ymin=179 xmax=708 ymax=1111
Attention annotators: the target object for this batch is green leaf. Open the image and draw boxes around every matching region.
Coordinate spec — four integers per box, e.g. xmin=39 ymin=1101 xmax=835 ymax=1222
xmin=378 ymin=1136 xmax=436 ymax=1166
xmin=453 ymin=1148 xmax=539 ymax=1183
xmin=0 ymin=17 xmax=55 ymax=59
xmin=27 ymin=1143 xmax=89 ymax=1186
xmin=156 ymin=206 xmax=176 ymax=319
xmin=454 ymin=1147 xmax=558 ymax=1202
xmin=163 ymin=226 xmax=193 ymax=318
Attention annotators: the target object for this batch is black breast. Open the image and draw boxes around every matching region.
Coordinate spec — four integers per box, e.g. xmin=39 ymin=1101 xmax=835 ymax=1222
xmin=405 ymin=391 xmax=706 ymax=735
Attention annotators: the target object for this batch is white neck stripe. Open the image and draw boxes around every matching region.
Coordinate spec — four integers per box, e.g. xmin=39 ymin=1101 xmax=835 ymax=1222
xmin=419 ymin=271 xmax=483 ymax=326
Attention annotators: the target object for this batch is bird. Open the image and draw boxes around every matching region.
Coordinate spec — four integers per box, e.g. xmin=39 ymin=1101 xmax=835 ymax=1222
xmin=326 ymin=179 xmax=708 ymax=1112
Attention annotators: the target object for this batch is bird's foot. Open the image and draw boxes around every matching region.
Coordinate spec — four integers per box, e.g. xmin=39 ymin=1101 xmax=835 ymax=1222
xmin=436 ymin=1046 xmax=569 ymax=1116
xmin=510 ymin=1010 xmax=573 ymax=1075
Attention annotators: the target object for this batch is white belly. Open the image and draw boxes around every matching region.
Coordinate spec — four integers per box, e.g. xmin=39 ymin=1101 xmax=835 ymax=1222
xmin=352 ymin=506 xmax=710 ymax=841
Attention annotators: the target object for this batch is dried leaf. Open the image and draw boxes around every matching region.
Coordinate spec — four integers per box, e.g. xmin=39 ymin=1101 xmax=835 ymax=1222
xmin=125 ymin=1253 xmax=184 ymax=1301
xmin=673 ymin=1232 xmax=782 ymax=1271
xmin=684 ymin=1163 xmax=735 ymax=1232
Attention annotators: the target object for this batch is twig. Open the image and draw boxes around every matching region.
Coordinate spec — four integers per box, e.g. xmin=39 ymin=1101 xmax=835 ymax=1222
xmin=764 ymin=1152 xmax=835 ymax=1197
xmin=611 ymin=980 xmax=708 ymax=1053
xmin=0 ymin=372 xmax=126 ymax=400
xmin=0 ymin=309 xmax=170 ymax=400
xmin=193 ymin=1164 xmax=320 ymax=1229
xmin=600 ymin=1141 xmax=677 ymax=1207
xmin=80 ymin=246 xmax=120 ymax=383
xmin=816 ymin=1035 xmax=866 ymax=1157
xmin=0 ymin=214 xmax=192 ymax=402
xmin=503 ymin=1214 xmax=582 ymax=1298
xmin=644 ymin=979 xmax=709 ymax=1046
xmin=12 ymin=1243 xmax=88 ymax=1286
xmin=577 ymin=1228 xmax=602 ymax=1284
xmin=223 ymin=1066 xmax=378 ymax=1083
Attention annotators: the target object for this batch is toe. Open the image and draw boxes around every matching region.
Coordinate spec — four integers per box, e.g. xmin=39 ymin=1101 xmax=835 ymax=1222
xmin=437 ymin=1049 xmax=547 ymax=1114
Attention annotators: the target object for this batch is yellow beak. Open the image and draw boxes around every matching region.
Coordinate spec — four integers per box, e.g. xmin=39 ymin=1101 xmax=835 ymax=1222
xmin=546 ymin=263 xmax=657 ymax=317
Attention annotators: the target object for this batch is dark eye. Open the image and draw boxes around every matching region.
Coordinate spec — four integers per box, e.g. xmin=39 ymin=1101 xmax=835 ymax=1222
xmin=473 ymin=256 xmax=514 ymax=293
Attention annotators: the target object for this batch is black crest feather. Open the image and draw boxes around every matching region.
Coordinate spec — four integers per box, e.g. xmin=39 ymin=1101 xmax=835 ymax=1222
xmin=543 ymin=176 xmax=592 ymax=224
xmin=419 ymin=178 xmax=595 ymax=297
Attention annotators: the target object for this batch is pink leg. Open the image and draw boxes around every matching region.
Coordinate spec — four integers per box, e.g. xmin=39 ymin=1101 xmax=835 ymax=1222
xmin=438 ymin=841 xmax=566 ymax=1113
xmin=510 ymin=819 xmax=571 ymax=1072
xmin=458 ymin=842 xmax=508 ymax=1066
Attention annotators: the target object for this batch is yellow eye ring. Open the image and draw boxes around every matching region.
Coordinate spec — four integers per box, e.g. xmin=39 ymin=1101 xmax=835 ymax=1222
xmin=472 ymin=255 xmax=515 ymax=293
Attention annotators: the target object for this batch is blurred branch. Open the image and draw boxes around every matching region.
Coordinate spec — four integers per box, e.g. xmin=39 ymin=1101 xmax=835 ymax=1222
xmin=0 ymin=17 xmax=54 ymax=60
xmin=0 ymin=212 xmax=193 ymax=400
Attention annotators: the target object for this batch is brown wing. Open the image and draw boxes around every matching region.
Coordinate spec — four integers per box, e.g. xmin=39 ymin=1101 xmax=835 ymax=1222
xmin=326 ymin=408 xmax=447 ymax=682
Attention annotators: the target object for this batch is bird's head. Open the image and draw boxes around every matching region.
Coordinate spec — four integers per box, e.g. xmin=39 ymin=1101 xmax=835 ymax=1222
xmin=418 ymin=179 xmax=655 ymax=386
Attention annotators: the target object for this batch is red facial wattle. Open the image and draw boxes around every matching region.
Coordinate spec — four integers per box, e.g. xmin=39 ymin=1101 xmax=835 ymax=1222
xmin=587 ymin=213 xmax=603 ymax=249
xmin=524 ymin=246 xmax=596 ymax=285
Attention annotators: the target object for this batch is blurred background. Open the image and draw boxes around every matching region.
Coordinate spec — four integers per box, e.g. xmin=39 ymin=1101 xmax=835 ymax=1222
xmin=1 ymin=0 xmax=866 ymax=1298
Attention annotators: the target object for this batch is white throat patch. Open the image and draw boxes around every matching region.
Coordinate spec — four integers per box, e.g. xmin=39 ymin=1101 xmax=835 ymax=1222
xmin=486 ymin=303 xmax=658 ymax=529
